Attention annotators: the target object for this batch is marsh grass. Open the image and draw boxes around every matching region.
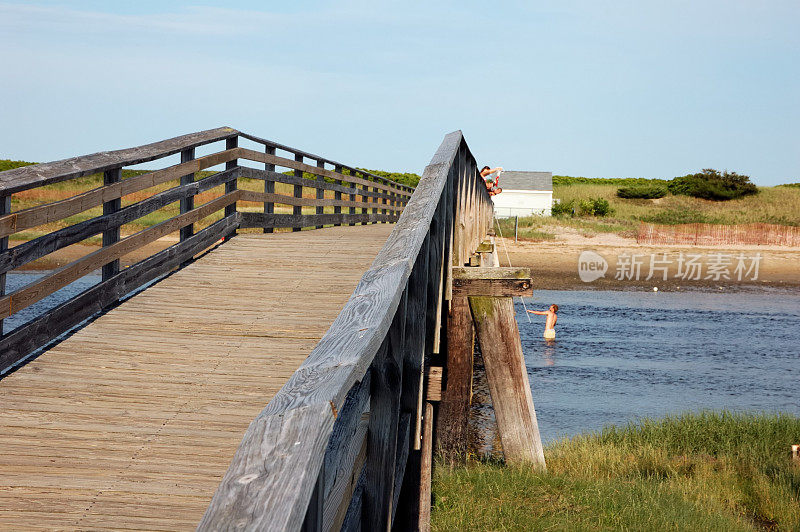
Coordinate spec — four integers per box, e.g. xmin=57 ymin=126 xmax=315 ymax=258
xmin=553 ymin=183 xmax=800 ymax=227
xmin=433 ymin=411 xmax=800 ymax=531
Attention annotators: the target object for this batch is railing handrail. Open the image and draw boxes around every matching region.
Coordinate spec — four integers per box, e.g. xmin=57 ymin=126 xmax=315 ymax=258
xmin=198 ymin=130 xmax=480 ymax=530
xmin=0 ymin=127 xmax=412 ymax=195
xmin=238 ymin=131 xmax=412 ymax=191
xmin=0 ymin=127 xmax=239 ymax=194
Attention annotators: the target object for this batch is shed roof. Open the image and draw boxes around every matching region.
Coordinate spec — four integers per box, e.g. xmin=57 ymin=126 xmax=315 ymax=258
xmin=497 ymin=171 xmax=552 ymax=191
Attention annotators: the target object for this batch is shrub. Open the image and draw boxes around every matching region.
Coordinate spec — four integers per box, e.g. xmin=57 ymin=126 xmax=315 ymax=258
xmin=578 ymin=197 xmax=612 ymax=217
xmin=551 ymin=199 xmax=574 ymax=217
xmin=668 ymin=169 xmax=758 ymax=201
xmin=639 ymin=209 xmax=711 ymax=225
xmin=616 ymin=184 xmax=668 ymax=199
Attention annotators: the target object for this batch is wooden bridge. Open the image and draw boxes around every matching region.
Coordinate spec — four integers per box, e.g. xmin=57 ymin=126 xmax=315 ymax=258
xmin=0 ymin=128 xmax=518 ymax=530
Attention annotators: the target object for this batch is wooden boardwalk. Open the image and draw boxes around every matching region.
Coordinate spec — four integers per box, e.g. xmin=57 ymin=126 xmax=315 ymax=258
xmin=0 ymin=224 xmax=393 ymax=531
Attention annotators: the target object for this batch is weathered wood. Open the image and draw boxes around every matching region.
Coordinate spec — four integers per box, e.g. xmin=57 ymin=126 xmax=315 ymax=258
xmin=0 ymin=191 xmax=240 ymax=319
xmin=333 ymin=165 xmax=343 ymax=226
xmin=0 ymin=127 xmax=238 ymax=195
xmin=363 ymin=291 xmax=406 ymax=530
xmin=452 ymin=266 xmax=530 ymax=280
xmin=426 ymin=366 xmax=443 ymax=402
xmin=237 ymin=190 xmax=403 ymax=212
xmin=418 ymin=401 xmax=434 ymax=532
xmin=0 ymin=194 xmax=8 ymax=335
xmin=468 ymin=296 xmax=546 ymax=468
xmin=0 ymin=214 xmax=239 ymax=371
xmin=322 ymin=374 xmax=371 ymax=531
xmin=239 ymin=148 xmax=409 ymax=198
xmin=179 ymin=147 xmax=196 ymax=243
xmin=293 ymin=153 xmax=304 ymax=232
xmin=316 ymin=160 xmax=325 ymax=229
xmin=237 ymin=131 xmax=409 ymax=192
xmin=200 ymin=132 xmax=459 ymax=531
xmin=452 ymin=278 xmax=532 ymax=298
xmin=436 ymin=295 xmax=473 ymax=460
xmin=238 ymin=167 xmax=398 ymax=203
xmin=264 ymin=145 xmax=276 ymax=233
xmin=0 ymin=168 xmax=237 ymax=275
xmin=240 ymin=212 xmax=392 ymax=229
xmin=101 ymin=167 xmax=121 ymax=281
xmin=0 ymin=148 xmax=240 ymax=238
xmin=224 ymin=137 xmax=238 ymax=237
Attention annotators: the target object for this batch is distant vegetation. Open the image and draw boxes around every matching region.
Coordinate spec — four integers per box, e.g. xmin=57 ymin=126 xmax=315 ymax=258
xmin=617 ymin=183 xmax=668 ymax=199
xmin=361 ymin=169 xmax=421 ymax=187
xmin=668 ymin=169 xmax=758 ymax=201
xmin=433 ymin=411 xmax=800 ymax=531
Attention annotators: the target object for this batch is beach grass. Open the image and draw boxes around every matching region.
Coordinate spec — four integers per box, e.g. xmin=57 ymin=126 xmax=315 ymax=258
xmin=432 ymin=411 xmax=800 ymax=531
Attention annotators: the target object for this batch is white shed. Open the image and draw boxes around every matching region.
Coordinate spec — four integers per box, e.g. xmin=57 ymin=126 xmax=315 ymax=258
xmin=490 ymin=171 xmax=553 ymax=218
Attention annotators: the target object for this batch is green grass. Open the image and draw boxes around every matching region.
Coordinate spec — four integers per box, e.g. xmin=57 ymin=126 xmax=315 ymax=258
xmin=433 ymin=411 xmax=800 ymax=531
xmin=546 ymin=181 xmax=800 ymax=232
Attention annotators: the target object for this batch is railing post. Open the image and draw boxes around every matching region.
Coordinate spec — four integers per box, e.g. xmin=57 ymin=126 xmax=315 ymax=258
xmin=101 ymin=167 xmax=121 ymax=281
xmin=264 ymin=145 xmax=276 ymax=233
xmin=333 ymin=164 xmax=343 ymax=227
xmin=0 ymin=194 xmax=9 ymax=335
xmin=293 ymin=154 xmax=304 ymax=232
xmin=179 ymin=147 xmax=196 ymax=242
xmin=316 ymin=159 xmax=325 ymax=229
xmin=348 ymin=170 xmax=357 ymax=226
xmin=372 ymin=184 xmax=379 ymax=223
xmin=225 ymin=136 xmax=238 ymax=238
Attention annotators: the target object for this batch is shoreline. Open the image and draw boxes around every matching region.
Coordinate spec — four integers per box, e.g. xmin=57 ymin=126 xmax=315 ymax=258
xmin=500 ymin=233 xmax=800 ymax=292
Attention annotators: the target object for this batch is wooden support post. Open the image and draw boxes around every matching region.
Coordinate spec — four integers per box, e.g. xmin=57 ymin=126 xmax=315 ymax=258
xmin=418 ymin=401 xmax=434 ymax=532
xmin=372 ymin=185 xmax=379 ymax=222
xmin=315 ymin=159 xmax=325 ymax=229
xmin=348 ymin=169 xmax=357 ymax=227
xmin=101 ymin=167 xmax=121 ymax=281
xmin=0 ymin=194 xmax=9 ymax=335
xmin=468 ymin=295 xmax=546 ymax=468
xmin=436 ymin=295 xmax=474 ymax=462
xmin=179 ymin=147 xmax=196 ymax=242
xmin=224 ymin=137 xmax=238 ymax=223
xmin=334 ymin=164 xmax=343 ymax=226
xmin=264 ymin=145 xmax=276 ymax=233
xmin=293 ymin=153 xmax=303 ymax=232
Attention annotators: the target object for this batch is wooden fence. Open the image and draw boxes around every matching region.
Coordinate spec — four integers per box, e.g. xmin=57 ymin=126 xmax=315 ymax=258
xmin=637 ymin=222 xmax=800 ymax=247
xmin=198 ymin=131 xmax=493 ymax=531
xmin=0 ymin=127 xmax=413 ymax=372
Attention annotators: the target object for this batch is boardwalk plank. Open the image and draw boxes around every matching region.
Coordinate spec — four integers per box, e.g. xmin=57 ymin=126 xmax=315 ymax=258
xmin=0 ymin=224 xmax=393 ymax=531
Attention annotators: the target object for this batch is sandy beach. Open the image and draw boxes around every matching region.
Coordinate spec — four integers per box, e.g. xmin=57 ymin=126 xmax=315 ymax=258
xmin=498 ymin=227 xmax=800 ymax=291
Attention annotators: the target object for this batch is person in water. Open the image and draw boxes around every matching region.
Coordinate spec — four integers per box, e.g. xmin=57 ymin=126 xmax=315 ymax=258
xmin=480 ymin=166 xmax=503 ymax=195
xmin=528 ymin=304 xmax=558 ymax=339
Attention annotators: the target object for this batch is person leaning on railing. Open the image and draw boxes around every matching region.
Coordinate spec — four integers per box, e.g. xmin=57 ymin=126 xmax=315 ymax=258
xmin=480 ymin=166 xmax=503 ymax=196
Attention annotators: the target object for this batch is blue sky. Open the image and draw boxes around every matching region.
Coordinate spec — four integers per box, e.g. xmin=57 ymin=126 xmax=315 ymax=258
xmin=1 ymin=1 xmax=798 ymax=184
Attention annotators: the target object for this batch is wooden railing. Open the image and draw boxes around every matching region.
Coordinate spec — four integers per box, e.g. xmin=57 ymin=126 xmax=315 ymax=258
xmin=199 ymin=131 xmax=493 ymax=531
xmin=0 ymin=127 xmax=412 ymax=372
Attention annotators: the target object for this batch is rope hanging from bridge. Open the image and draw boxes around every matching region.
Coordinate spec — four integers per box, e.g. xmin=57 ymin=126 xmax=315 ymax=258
xmin=493 ymin=214 xmax=533 ymax=323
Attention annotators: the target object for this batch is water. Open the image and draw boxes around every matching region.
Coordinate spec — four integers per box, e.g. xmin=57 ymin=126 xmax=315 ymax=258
xmin=4 ymin=272 xmax=102 ymax=332
xmin=516 ymin=289 xmax=800 ymax=444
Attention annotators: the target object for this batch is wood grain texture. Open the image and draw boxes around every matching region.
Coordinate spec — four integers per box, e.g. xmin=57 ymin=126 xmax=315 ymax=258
xmin=0 ymin=168 xmax=237 ymax=275
xmin=468 ymin=296 xmax=546 ymax=468
xmin=0 ymin=224 xmax=393 ymax=531
xmin=0 ymin=127 xmax=238 ymax=194
xmin=0 ymin=215 xmax=239 ymax=371
xmin=436 ymin=296 xmax=473 ymax=460
xmin=0 ymin=148 xmax=240 ymax=238
xmin=200 ymin=132 xmax=463 ymax=531
xmin=240 ymin=212 xmax=393 ymax=229
xmin=0 ymin=191 xmax=240 ymax=319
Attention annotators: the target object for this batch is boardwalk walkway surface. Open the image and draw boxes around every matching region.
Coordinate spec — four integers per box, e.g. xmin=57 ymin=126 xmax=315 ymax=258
xmin=0 ymin=224 xmax=394 ymax=531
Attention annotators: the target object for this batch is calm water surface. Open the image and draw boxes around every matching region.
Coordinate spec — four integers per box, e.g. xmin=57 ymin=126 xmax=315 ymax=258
xmin=5 ymin=274 xmax=799 ymax=444
xmin=517 ymin=289 xmax=800 ymax=443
